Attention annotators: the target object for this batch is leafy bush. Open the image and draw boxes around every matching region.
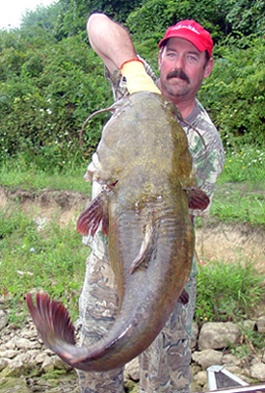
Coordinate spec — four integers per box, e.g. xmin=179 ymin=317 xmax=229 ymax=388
xmin=0 ymin=32 xmax=111 ymax=167
xmin=1 ymin=0 xmax=265 ymax=170
xmin=199 ymin=37 xmax=265 ymax=148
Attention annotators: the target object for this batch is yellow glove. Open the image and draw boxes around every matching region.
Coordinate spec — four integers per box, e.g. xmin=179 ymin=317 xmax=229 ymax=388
xmin=120 ymin=59 xmax=161 ymax=95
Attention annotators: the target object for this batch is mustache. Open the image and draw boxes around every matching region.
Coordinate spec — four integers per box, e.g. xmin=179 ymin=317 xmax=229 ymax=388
xmin=166 ymin=70 xmax=190 ymax=84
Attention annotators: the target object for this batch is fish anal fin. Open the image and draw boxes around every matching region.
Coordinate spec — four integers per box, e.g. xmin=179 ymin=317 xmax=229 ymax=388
xmin=76 ymin=190 xmax=109 ymax=237
xmin=186 ymin=187 xmax=210 ymax=211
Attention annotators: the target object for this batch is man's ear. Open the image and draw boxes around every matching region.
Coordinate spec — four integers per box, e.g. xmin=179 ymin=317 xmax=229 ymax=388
xmin=158 ymin=47 xmax=164 ymax=71
xmin=204 ymin=57 xmax=214 ymax=78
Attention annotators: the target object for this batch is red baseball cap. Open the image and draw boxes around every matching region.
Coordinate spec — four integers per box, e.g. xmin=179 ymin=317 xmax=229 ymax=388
xmin=158 ymin=20 xmax=213 ymax=57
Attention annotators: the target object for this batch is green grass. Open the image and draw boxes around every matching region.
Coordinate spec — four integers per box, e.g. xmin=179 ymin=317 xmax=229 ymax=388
xmin=0 ymin=154 xmax=91 ymax=194
xmin=196 ymin=260 xmax=264 ymax=323
xmin=0 ymin=205 xmax=88 ymax=324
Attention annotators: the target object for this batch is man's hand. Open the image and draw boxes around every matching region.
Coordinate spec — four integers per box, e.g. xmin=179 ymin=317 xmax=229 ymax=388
xmin=120 ymin=59 xmax=161 ymax=95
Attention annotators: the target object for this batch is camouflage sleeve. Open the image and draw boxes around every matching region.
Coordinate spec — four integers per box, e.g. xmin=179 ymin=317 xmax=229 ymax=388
xmin=183 ymin=100 xmax=225 ymax=217
xmin=104 ymin=56 xmax=157 ymax=101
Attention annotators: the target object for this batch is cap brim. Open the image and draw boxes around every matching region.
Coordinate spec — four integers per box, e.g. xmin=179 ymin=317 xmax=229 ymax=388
xmin=158 ymin=31 xmax=208 ymax=53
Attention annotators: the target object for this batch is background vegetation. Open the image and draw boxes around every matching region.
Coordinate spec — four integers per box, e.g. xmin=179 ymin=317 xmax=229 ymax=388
xmin=1 ymin=0 xmax=265 ymax=170
xmin=0 ymin=0 xmax=264 ymax=356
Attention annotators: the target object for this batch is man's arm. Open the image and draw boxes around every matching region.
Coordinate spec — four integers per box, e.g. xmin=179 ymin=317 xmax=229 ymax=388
xmin=87 ymin=13 xmax=137 ymax=73
xmin=87 ymin=13 xmax=161 ymax=95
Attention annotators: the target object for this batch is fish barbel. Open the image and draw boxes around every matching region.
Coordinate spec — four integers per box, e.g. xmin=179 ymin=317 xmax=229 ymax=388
xmin=27 ymin=91 xmax=209 ymax=371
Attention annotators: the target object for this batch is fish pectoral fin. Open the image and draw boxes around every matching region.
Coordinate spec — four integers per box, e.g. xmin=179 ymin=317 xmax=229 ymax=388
xmin=185 ymin=187 xmax=210 ymax=211
xmin=178 ymin=289 xmax=189 ymax=305
xmin=76 ymin=190 xmax=109 ymax=237
xmin=129 ymin=216 xmax=155 ymax=274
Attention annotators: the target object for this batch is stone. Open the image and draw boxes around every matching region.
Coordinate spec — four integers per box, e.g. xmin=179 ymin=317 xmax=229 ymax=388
xmin=193 ymin=370 xmax=207 ymax=387
xmin=41 ymin=355 xmax=56 ymax=373
xmin=192 ymin=349 xmax=223 ymax=369
xmin=256 ymin=316 xmax=265 ymax=333
xmin=242 ymin=320 xmax=256 ymax=331
xmin=0 ymin=358 xmax=10 ymax=372
xmin=3 ymin=338 xmax=16 ymax=350
xmin=41 ymin=354 xmax=71 ymax=373
xmin=35 ymin=352 xmax=49 ymax=364
xmin=1 ymin=350 xmax=18 ymax=359
xmin=0 ymin=309 xmax=8 ymax=330
xmin=198 ymin=322 xmax=241 ymax=350
xmin=222 ymin=353 xmax=242 ymax=367
xmin=4 ymin=353 xmax=32 ymax=377
xmin=250 ymin=362 xmax=265 ymax=381
xmin=191 ymin=322 xmax=199 ymax=350
xmin=14 ymin=337 xmax=40 ymax=350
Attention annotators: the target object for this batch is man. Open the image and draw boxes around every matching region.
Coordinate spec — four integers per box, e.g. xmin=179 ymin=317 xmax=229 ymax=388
xmin=78 ymin=13 xmax=224 ymax=393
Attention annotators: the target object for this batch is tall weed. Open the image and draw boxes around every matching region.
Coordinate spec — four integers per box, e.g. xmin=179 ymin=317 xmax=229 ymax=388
xmin=196 ymin=260 xmax=264 ymax=323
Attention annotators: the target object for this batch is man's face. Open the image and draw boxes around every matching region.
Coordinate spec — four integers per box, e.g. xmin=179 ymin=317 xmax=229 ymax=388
xmin=158 ymin=37 xmax=213 ymax=103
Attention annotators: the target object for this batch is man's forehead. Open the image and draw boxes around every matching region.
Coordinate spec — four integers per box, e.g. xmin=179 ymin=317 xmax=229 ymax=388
xmin=165 ymin=37 xmax=201 ymax=53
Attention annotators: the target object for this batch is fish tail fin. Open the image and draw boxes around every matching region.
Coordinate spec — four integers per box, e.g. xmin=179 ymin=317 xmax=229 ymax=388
xmin=26 ymin=293 xmax=76 ymax=348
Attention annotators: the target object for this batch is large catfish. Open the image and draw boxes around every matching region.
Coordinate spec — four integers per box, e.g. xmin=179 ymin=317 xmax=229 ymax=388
xmin=27 ymin=91 xmax=209 ymax=372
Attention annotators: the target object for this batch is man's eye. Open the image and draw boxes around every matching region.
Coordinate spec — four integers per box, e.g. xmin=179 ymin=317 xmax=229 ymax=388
xmin=167 ymin=52 xmax=176 ymax=58
xmin=188 ymin=55 xmax=198 ymax=62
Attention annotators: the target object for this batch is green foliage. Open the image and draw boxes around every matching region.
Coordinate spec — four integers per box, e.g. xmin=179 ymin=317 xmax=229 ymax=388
xmin=55 ymin=0 xmax=90 ymax=39
xmin=54 ymin=0 xmax=142 ymax=39
xmin=127 ymin=0 xmax=265 ymax=41
xmin=1 ymin=0 xmax=265 ymax=170
xmin=199 ymin=37 xmax=265 ymax=148
xmin=0 ymin=30 xmax=111 ymax=166
xmin=220 ymin=146 xmax=265 ymax=184
xmin=230 ymin=326 xmax=265 ymax=358
xmin=86 ymin=0 xmax=143 ymax=23
xmin=225 ymin=0 xmax=265 ymax=36
xmin=127 ymin=0 xmax=225 ymax=41
xmin=196 ymin=261 xmax=264 ymax=322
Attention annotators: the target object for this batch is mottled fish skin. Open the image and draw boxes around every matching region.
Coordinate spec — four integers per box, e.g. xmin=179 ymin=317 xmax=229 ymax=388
xmin=27 ymin=92 xmax=209 ymax=372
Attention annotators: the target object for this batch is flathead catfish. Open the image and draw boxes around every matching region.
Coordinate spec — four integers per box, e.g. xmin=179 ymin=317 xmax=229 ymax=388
xmin=27 ymin=91 xmax=209 ymax=372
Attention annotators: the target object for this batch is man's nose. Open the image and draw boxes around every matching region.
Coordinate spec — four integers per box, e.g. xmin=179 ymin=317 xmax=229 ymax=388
xmin=173 ymin=55 xmax=185 ymax=69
